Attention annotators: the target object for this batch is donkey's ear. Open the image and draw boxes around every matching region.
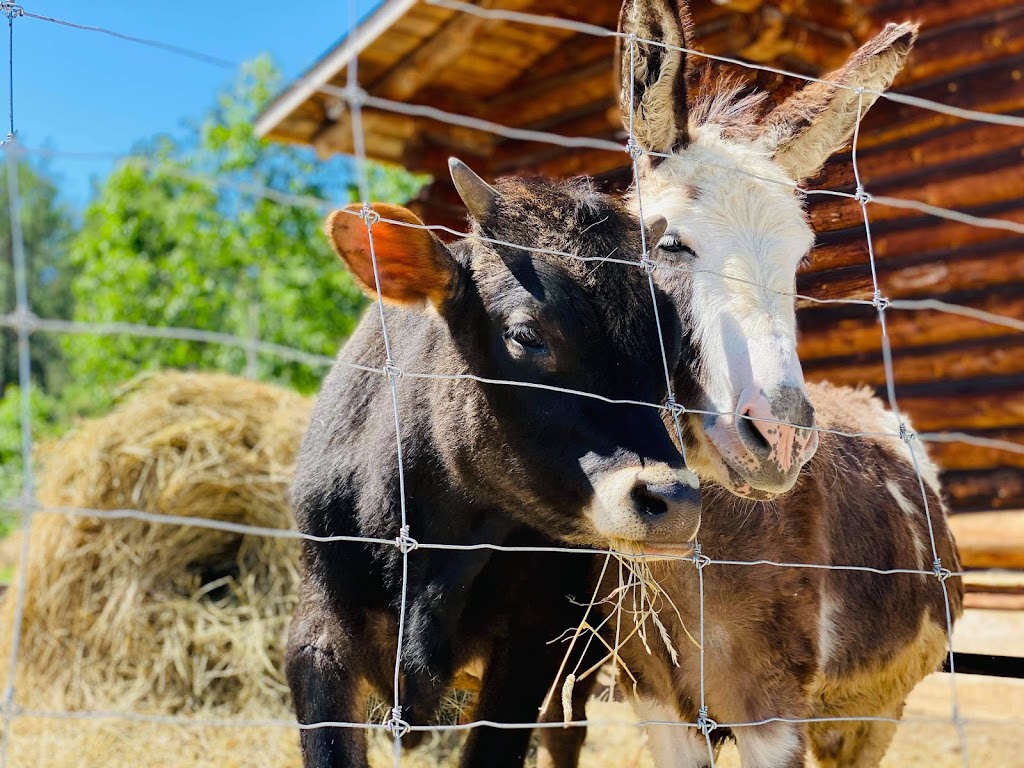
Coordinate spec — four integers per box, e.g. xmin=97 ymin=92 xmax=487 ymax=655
xmin=325 ymin=204 xmax=457 ymax=308
xmin=617 ymin=0 xmax=693 ymax=154
xmin=762 ymin=22 xmax=917 ymax=181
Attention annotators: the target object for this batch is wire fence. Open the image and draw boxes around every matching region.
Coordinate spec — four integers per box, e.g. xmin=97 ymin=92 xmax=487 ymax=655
xmin=1 ymin=1 xmax=1022 ymax=767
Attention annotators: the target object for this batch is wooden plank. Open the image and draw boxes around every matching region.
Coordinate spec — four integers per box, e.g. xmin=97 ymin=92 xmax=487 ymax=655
xmin=795 ymin=289 xmax=1024 ymax=360
xmin=963 ymin=593 xmax=1024 ymax=610
xmin=942 ymin=468 xmax=1024 ymax=511
xmin=948 ymin=510 xmax=1024 ymax=569
xmin=798 ymin=242 xmax=1024 ymax=303
xmin=807 ymin=163 xmax=1024 ymax=234
xmin=901 ymin=5 xmax=1024 ymax=83
xmin=926 ymin=430 xmax=1024 ymax=472
xmin=803 ymin=337 xmax=1024 ymax=389
xmin=896 ymin=386 xmax=1024 ymax=432
xmin=372 ymin=0 xmax=535 ymax=102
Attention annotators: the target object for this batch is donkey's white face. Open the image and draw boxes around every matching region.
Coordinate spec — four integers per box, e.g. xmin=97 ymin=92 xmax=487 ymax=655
xmin=639 ymin=131 xmax=816 ymax=496
xmin=620 ymin=0 xmax=917 ymax=497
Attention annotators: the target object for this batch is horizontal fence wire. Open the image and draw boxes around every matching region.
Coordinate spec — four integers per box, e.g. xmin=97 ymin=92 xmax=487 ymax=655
xmin=14 ymin=141 xmax=1024 ymax=336
xmin=1 ymin=1 xmax=1022 ymax=764
xmin=13 ymin=9 xmax=1024 ymax=233
xmin=0 ymin=499 xmax=971 ymax=578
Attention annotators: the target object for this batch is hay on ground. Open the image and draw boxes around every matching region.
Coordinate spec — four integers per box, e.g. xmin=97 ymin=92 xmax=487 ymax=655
xmin=0 ymin=371 xmax=312 ymax=717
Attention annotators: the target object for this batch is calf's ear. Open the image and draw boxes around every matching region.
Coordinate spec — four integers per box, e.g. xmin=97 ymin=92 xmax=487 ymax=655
xmin=325 ymin=204 xmax=457 ymax=308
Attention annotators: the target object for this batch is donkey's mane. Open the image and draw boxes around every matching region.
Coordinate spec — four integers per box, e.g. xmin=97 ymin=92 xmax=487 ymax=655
xmin=688 ymin=69 xmax=770 ymax=142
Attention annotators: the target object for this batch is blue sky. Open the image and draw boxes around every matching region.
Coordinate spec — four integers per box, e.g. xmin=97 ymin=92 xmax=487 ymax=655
xmin=11 ymin=0 xmax=383 ymax=207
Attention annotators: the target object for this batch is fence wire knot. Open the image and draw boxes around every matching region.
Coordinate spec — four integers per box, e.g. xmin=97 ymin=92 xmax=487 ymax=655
xmin=871 ymin=290 xmax=890 ymax=312
xmin=898 ymin=422 xmax=916 ymax=443
xmin=640 ymin=254 xmax=657 ymax=274
xmin=384 ymin=706 xmax=411 ymax=738
xmin=692 ymin=543 xmax=711 ymax=570
xmin=359 ymin=203 xmax=381 ymax=226
xmin=666 ymin=398 xmax=686 ymax=418
xmin=625 ymin=137 xmax=644 ymax=160
xmin=7 ymin=307 xmax=37 ymax=332
xmin=932 ymin=558 xmax=952 ymax=582
xmin=854 ymin=186 xmax=872 ymax=206
xmin=395 ymin=524 xmax=419 ymax=554
xmin=344 ymin=84 xmax=368 ymax=108
xmin=696 ymin=706 xmax=718 ymax=736
xmin=383 ymin=360 xmax=404 ymax=381
xmin=0 ymin=3 xmax=24 ymax=20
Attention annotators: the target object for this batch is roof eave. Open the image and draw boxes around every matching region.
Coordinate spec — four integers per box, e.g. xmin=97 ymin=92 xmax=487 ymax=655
xmin=254 ymin=0 xmax=419 ymax=140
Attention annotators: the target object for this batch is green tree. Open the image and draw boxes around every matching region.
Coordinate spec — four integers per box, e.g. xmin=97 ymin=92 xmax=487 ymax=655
xmin=0 ymin=159 xmax=76 ymax=396
xmin=67 ymin=55 xmax=427 ymax=394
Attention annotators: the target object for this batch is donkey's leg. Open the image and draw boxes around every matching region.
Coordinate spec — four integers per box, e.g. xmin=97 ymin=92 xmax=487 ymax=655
xmin=733 ymin=722 xmax=806 ymax=768
xmin=809 ymin=715 xmax=899 ymax=768
xmin=633 ymin=697 xmax=713 ymax=768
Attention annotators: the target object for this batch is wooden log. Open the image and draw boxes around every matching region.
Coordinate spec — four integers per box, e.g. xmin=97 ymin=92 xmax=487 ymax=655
xmin=851 ymin=51 xmax=1024 ymax=151
xmin=870 ymin=0 xmax=1022 ymax=31
xmin=807 ymin=163 xmax=1024 ymax=234
xmin=795 ymin=289 xmax=1024 ymax=360
xmin=941 ymin=468 xmax=1024 ymax=511
xmin=925 ymin=430 xmax=1024 ymax=472
xmin=803 ymin=336 xmax=1024 ymax=389
xmin=895 ymin=386 xmax=1024 ymax=432
xmin=897 ymin=5 xmax=1024 ymax=84
xmin=947 ymin=510 xmax=1024 ymax=568
xmin=807 ymin=206 xmax=1024 ymax=275
xmin=816 ymin=115 xmax=1024 ymax=192
xmin=798 ymin=242 xmax=1024 ymax=303
xmin=963 ymin=592 xmax=1024 ymax=609
xmin=486 ymin=59 xmax=615 ymax=129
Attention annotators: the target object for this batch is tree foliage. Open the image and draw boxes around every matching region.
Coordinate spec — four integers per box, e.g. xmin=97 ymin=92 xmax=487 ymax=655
xmin=0 ymin=159 xmax=76 ymax=396
xmin=67 ymin=55 xmax=427 ymax=393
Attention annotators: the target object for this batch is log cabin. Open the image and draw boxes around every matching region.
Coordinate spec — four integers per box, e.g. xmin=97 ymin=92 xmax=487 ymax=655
xmin=255 ymin=0 xmax=1024 ymax=521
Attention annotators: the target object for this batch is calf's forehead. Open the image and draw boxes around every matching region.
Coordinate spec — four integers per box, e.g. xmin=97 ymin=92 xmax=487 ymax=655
xmin=470 ymin=180 xmax=666 ymax=348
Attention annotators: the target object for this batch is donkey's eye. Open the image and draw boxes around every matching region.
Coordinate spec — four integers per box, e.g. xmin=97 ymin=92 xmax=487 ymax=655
xmin=504 ymin=324 xmax=545 ymax=352
xmin=656 ymin=235 xmax=696 ymax=258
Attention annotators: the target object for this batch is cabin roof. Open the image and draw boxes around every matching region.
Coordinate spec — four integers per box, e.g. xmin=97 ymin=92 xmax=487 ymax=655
xmin=256 ymin=0 xmax=1024 ymax=512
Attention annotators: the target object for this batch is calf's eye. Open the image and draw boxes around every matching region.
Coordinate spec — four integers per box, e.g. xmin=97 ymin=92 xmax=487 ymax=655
xmin=504 ymin=324 xmax=545 ymax=352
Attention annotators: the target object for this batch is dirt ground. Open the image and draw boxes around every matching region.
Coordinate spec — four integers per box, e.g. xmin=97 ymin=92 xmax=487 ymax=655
xmin=4 ymin=608 xmax=1021 ymax=767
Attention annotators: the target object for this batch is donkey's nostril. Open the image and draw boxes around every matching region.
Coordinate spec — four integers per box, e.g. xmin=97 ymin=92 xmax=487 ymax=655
xmin=631 ymin=484 xmax=669 ymax=518
xmin=739 ymin=407 xmax=772 ymax=453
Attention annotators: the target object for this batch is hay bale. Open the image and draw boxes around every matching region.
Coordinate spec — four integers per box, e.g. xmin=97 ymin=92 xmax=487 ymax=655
xmin=0 ymin=372 xmax=312 ymax=717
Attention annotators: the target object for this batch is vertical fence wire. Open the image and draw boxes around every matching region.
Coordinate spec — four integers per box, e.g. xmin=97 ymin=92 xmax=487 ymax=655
xmin=0 ymin=139 xmax=32 ymax=768
xmin=0 ymin=5 xmax=28 ymax=762
xmin=344 ymin=2 xmax=414 ymax=763
xmin=850 ymin=89 xmax=969 ymax=767
xmin=0 ymin=2 xmax=1018 ymax=765
xmin=624 ymin=31 xmax=717 ymax=766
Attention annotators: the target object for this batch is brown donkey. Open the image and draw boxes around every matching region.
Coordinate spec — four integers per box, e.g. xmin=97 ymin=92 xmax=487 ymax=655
xmin=552 ymin=3 xmax=965 ymax=766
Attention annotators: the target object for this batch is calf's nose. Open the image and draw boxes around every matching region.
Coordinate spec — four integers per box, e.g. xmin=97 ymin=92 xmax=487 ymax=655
xmin=631 ymin=477 xmax=700 ymax=520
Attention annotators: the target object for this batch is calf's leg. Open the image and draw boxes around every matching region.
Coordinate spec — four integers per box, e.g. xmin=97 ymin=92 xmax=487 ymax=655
xmin=287 ymin=586 xmax=379 ymax=768
xmin=535 ymin=666 xmax=599 ymax=768
xmin=288 ymin=641 xmax=371 ymax=768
